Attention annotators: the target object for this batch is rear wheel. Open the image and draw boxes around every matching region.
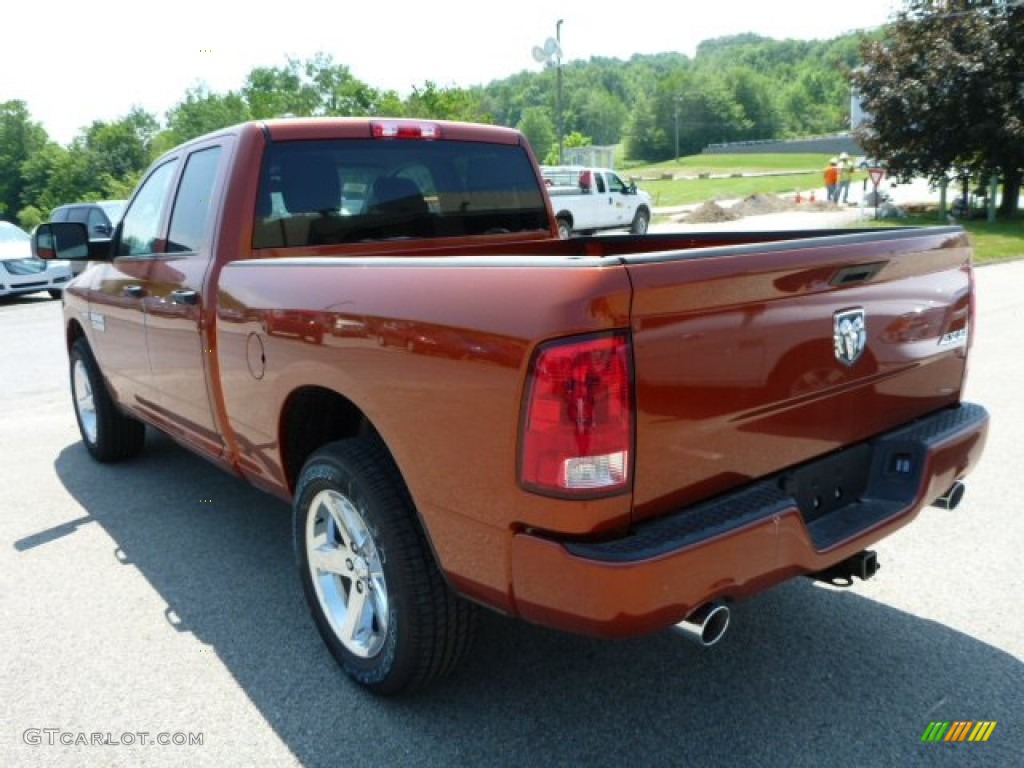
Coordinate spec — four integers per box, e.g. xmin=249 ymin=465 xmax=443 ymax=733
xmin=294 ymin=437 xmax=478 ymax=695
xmin=556 ymin=217 xmax=572 ymax=239
xmin=69 ymin=338 xmax=145 ymax=462
xmin=630 ymin=208 xmax=650 ymax=234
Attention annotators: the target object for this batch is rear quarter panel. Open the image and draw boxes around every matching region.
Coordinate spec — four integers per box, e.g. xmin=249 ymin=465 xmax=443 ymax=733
xmin=214 ymin=256 xmax=634 ymax=607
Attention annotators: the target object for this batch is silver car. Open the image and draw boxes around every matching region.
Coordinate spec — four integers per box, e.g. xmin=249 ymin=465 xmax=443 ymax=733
xmin=0 ymin=221 xmax=73 ymax=300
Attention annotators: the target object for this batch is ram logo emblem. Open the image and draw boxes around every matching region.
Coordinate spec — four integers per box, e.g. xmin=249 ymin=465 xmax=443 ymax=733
xmin=834 ymin=308 xmax=866 ymax=366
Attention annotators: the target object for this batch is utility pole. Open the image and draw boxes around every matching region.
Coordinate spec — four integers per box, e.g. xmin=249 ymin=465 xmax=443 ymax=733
xmin=674 ymin=96 xmax=681 ymax=162
xmin=531 ymin=21 xmax=565 ymax=164
xmin=556 ymin=19 xmax=564 ymax=164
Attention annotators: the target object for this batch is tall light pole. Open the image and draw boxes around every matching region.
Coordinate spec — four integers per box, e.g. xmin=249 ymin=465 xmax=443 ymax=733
xmin=556 ymin=20 xmax=563 ymax=164
xmin=674 ymin=96 xmax=681 ymax=162
xmin=532 ymin=20 xmax=564 ymax=163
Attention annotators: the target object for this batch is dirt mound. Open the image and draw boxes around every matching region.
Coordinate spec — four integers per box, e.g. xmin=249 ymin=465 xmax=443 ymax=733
xmin=731 ymin=193 xmax=794 ymax=216
xmin=681 ymin=201 xmax=740 ymax=223
xmin=801 ymin=199 xmax=843 ymax=212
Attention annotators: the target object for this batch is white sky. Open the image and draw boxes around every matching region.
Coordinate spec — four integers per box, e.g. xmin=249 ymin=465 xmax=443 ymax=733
xmin=2 ymin=0 xmax=901 ymax=146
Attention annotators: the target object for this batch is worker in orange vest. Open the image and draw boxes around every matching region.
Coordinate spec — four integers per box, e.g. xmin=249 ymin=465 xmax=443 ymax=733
xmin=824 ymin=158 xmax=840 ymax=203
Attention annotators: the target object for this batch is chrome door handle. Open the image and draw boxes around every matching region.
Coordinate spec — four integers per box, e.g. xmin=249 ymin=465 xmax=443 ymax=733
xmin=170 ymin=289 xmax=199 ymax=306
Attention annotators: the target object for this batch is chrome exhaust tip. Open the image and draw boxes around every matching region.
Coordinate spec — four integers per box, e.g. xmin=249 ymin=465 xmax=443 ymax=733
xmin=931 ymin=481 xmax=966 ymax=510
xmin=671 ymin=601 xmax=730 ymax=647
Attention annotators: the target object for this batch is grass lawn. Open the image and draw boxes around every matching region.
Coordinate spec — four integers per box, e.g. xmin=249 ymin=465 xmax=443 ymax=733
xmin=861 ymin=213 xmax=1024 ymax=265
xmin=629 ymin=153 xmax=871 ymax=208
xmin=627 ymin=153 xmax=1023 ymax=263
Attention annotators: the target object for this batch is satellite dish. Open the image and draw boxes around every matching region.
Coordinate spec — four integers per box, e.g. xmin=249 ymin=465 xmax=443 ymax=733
xmin=543 ymin=38 xmax=562 ymax=58
xmin=532 ymin=46 xmax=548 ymax=63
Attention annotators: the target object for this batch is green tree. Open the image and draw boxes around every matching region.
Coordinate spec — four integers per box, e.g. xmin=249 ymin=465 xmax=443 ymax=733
xmin=243 ymin=58 xmax=321 ymax=119
xmin=563 ymin=130 xmax=592 ymax=148
xmin=82 ymin=108 xmax=159 ymax=182
xmin=854 ymin=0 xmax=1023 ymax=216
xmin=17 ymin=205 xmax=44 ymax=230
xmin=20 ymin=142 xmax=87 ymax=214
xmin=0 ymin=100 xmax=48 ymax=219
xmin=623 ymin=93 xmax=665 ymax=162
xmin=305 ymin=53 xmax=388 ymax=116
xmin=166 ymin=85 xmax=250 ymax=143
xmin=576 ymin=89 xmax=627 ymax=146
xmin=517 ymin=107 xmax=555 ymax=163
xmin=21 ymin=109 xmax=160 ymax=215
xmin=405 ymin=81 xmax=492 ymax=122
xmin=725 ymin=68 xmax=784 ymax=140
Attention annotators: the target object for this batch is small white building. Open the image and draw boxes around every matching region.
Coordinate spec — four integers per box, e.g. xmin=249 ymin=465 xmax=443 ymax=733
xmin=562 ymin=145 xmax=616 ymax=169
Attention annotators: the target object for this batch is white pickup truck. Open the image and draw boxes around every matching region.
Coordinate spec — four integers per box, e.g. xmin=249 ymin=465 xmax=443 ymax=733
xmin=541 ymin=166 xmax=653 ymax=238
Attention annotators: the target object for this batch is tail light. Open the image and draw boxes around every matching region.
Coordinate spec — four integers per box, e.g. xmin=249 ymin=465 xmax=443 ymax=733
xmin=519 ymin=332 xmax=634 ymax=497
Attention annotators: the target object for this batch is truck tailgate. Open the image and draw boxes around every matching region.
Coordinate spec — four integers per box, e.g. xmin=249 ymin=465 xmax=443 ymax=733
xmin=622 ymin=227 xmax=974 ymax=522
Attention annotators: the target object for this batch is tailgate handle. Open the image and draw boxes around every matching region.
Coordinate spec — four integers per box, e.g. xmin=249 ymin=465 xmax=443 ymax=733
xmin=830 ymin=261 xmax=887 ymax=286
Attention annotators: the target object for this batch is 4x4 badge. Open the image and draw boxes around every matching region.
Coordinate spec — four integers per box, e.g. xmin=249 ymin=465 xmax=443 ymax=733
xmin=834 ymin=308 xmax=866 ymax=366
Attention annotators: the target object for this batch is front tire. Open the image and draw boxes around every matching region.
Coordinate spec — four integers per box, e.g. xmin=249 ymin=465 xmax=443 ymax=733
xmin=294 ymin=437 xmax=478 ymax=695
xmin=69 ymin=338 xmax=145 ymax=462
xmin=630 ymin=208 xmax=650 ymax=235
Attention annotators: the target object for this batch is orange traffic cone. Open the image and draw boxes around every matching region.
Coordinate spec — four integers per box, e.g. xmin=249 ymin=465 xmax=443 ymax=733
xmin=809 ymin=190 xmax=816 ymax=202
xmin=795 ymin=191 xmax=802 ymax=204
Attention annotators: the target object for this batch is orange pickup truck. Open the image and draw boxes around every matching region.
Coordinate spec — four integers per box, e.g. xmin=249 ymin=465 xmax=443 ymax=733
xmin=35 ymin=118 xmax=988 ymax=695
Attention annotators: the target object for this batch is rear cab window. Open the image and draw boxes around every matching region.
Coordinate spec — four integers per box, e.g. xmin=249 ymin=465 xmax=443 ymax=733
xmin=252 ymin=139 xmax=549 ymax=248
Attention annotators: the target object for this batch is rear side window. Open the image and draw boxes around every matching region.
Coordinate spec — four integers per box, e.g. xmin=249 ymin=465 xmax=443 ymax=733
xmin=167 ymin=146 xmax=222 ymax=253
xmin=253 ymin=139 xmax=548 ymax=248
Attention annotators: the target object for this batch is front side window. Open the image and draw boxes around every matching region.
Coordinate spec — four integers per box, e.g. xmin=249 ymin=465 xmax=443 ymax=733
xmin=167 ymin=146 xmax=222 ymax=254
xmin=118 ymin=160 xmax=179 ymax=257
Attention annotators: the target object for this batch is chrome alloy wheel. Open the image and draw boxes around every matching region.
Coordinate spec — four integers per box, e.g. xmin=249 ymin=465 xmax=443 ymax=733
xmin=306 ymin=489 xmax=389 ymax=658
xmin=72 ymin=356 xmax=98 ymax=444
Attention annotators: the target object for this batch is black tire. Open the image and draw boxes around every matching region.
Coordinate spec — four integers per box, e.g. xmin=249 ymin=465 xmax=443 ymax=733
xmin=294 ymin=437 xmax=478 ymax=695
xmin=69 ymin=338 xmax=146 ymax=462
xmin=556 ymin=217 xmax=572 ymax=239
xmin=630 ymin=208 xmax=650 ymax=235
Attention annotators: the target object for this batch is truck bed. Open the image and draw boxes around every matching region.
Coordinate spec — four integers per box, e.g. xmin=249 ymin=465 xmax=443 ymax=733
xmin=219 ymin=224 xmax=974 ymax=522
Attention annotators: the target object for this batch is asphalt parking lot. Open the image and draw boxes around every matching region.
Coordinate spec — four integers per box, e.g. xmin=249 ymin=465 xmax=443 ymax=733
xmin=2 ymin=255 xmax=1022 ymax=767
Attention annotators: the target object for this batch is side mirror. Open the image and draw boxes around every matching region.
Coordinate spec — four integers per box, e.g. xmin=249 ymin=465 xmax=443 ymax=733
xmin=33 ymin=222 xmax=113 ymax=261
